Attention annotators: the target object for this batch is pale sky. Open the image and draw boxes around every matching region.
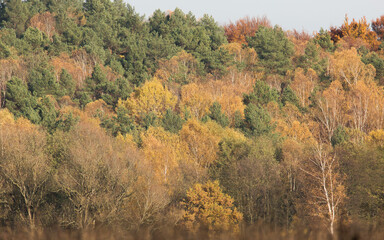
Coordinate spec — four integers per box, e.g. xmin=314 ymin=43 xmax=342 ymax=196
xmin=126 ymin=0 xmax=384 ymax=33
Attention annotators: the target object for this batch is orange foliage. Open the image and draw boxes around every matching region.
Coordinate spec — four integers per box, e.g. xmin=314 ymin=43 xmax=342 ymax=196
xmin=50 ymin=51 xmax=95 ymax=87
xmin=330 ymin=15 xmax=380 ymax=50
xmin=287 ymin=29 xmax=312 ymax=56
xmin=224 ymin=16 xmax=271 ymax=45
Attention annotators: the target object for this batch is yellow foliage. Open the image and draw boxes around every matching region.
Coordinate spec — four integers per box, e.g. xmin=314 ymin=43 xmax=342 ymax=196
xmin=330 ymin=48 xmax=375 ymax=86
xmin=366 ymin=129 xmax=384 ymax=148
xmin=204 ymin=120 xmax=246 ymax=143
xmin=141 ymin=127 xmax=191 ymax=186
xmin=120 ymin=78 xmax=177 ymax=121
xmin=180 ymin=119 xmax=220 ymax=168
xmin=0 ymin=109 xmax=15 ymax=126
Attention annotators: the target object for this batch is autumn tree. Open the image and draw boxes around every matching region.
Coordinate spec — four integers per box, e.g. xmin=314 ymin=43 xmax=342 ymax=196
xmin=224 ymin=16 xmax=271 ymax=45
xmin=56 ymin=119 xmax=138 ymax=229
xmin=330 ymin=48 xmax=375 ymax=86
xmin=330 ymin=16 xmax=380 ymax=50
xmin=372 ymin=15 xmax=384 ymax=41
xmin=29 ymin=12 xmax=56 ymax=40
xmin=291 ymin=68 xmax=317 ymax=108
xmin=119 ymin=78 xmax=177 ymax=122
xmin=180 ymin=180 xmax=243 ymax=232
xmin=0 ymin=116 xmax=52 ymax=229
xmin=179 ymin=119 xmax=220 ymax=170
xmin=300 ymin=143 xmax=345 ymax=235
xmin=316 ymin=80 xmax=346 ymax=142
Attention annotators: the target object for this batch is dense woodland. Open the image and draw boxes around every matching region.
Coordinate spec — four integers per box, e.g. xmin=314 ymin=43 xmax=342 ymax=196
xmin=1 ymin=0 xmax=384 ymax=239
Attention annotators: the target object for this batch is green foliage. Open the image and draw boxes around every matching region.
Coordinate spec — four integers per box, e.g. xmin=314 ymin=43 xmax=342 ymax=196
xmin=208 ymin=102 xmax=229 ymax=127
xmin=5 ymin=77 xmax=40 ymax=123
xmin=101 ymin=106 xmax=136 ymax=137
xmin=331 ymin=126 xmax=348 ymax=146
xmin=142 ymin=111 xmax=159 ymax=130
xmin=362 ymin=52 xmax=384 ymax=85
xmin=59 ymin=69 xmax=76 ymax=97
xmin=2 ymin=0 xmax=31 ymax=36
xmin=242 ymin=104 xmax=274 ymax=137
xmin=280 ymin=86 xmax=300 ymax=108
xmin=28 ymin=63 xmax=60 ymax=97
xmin=23 ymin=27 xmax=48 ymax=48
xmin=212 ymin=137 xmax=285 ymax=224
xmin=161 ymin=109 xmax=184 ymax=133
xmin=148 ymin=8 xmax=229 ymax=76
xmin=247 ymin=26 xmax=294 ymax=75
xmin=313 ymin=28 xmax=335 ymax=52
xmin=339 ymin=144 xmax=384 ymax=222
xmin=0 ymin=41 xmax=11 ymax=58
xmin=243 ymin=80 xmax=280 ymax=106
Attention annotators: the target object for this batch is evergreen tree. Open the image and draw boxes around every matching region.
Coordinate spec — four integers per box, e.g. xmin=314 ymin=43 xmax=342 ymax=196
xmin=247 ymin=26 xmax=294 ymax=75
xmin=208 ymin=102 xmax=229 ymax=127
xmin=161 ymin=108 xmax=184 ymax=133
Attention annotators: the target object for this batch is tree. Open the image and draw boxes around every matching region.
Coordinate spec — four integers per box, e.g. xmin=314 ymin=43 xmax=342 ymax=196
xmin=316 ymin=80 xmax=346 ymax=142
xmin=5 ymin=77 xmax=40 ymax=123
xmin=243 ymin=80 xmax=280 ymax=106
xmin=59 ymin=69 xmax=76 ymax=97
xmin=180 ymin=83 xmax=212 ymax=119
xmin=29 ymin=11 xmax=56 ymax=40
xmin=207 ymin=102 xmax=229 ymax=127
xmin=180 ymin=119 xmax=220 ymax=170
xmin=247 ymin=26 xmax=294 ymax=75
xmin=2 ymin=0 xmax=31 ymax=36
xmin=330 ymin=16 xmax=380 ymax=50
xmin=161 ymin=109 xmax=184 ymax=133
xmin=0 ymin=117 xmax=52 ymax=229
xmin=56 ymin=119 xmax=138 ymax=229
xmin=242 ymin=104 xmax=274 ymax=137
xmin=372 ymin=15 xmax=384 ymax=41
xmin=291 ymin=68 xmax=317 ymax=108
xmin=300 ymin=143 xmax=345 ymax=235
xmin=330 ymin=48 xmax=375 ymax=86
xmin=120 ymin=78 xmax=177 ymax=122
xmin=180 ymin=180 xmax=243 ymax=232
xmin=224 ymin=16 xmax=271 ymax=45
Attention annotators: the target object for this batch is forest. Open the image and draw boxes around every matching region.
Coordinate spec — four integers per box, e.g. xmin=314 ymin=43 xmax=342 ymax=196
xmin=1 ymin=0 xmax=384 ymax=239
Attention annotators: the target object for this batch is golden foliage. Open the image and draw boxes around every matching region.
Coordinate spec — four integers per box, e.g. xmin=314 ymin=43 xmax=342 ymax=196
xmin=179 ymin=119 xmax=220 ymax=169
xmin=180 ymin=180 xmax=243 ymax=232
xmin=291 ymin=68 xmax=317 ymax=107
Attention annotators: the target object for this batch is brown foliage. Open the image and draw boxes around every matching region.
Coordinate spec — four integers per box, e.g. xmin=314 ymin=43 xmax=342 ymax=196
xmin=29 ymin=12 xmax=56 ymax=40
xmin=372 ymin=15 xmax=384 ymax=41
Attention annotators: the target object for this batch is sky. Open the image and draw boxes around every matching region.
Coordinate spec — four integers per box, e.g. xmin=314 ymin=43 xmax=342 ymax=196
xmin=126 ymin=0 xmax=384 ymax=33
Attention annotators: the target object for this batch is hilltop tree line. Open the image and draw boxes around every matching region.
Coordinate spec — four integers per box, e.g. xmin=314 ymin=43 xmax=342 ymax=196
xmin=1 ymin=0 xmax=384 ymax=237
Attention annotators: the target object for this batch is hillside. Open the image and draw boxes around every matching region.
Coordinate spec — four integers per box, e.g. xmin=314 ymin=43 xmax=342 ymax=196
xmin=1 ymin=0 xmax=384 ymax=239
